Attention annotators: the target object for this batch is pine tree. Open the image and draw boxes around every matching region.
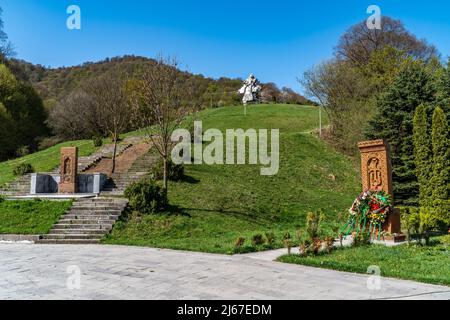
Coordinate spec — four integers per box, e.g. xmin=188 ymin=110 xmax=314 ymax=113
xmin=413 ymin=104 xmax=432 ymax=207
xmin=430 ymin=107 xmax=450 ymax=225
xmin=366 ymin=60 xmax=436 ymax=206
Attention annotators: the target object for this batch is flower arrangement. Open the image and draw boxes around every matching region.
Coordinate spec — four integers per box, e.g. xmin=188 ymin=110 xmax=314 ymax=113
xmin=341 ymin=190 xmax=392 ymax=239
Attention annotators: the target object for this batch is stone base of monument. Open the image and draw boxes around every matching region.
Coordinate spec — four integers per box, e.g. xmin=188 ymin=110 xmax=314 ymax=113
xmin=30 ymin=173 xmax=108 ymax=195
xmin=382 ymin=208 xmax=406 ymax=243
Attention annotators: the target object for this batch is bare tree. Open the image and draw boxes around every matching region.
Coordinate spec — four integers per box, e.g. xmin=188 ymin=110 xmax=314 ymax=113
xmin=131 ymin=56 xmax=195 ymax=190
xmin=84 ymin=74 xmax=132 ymax=173
xmin=0 ymin=7 xmax=14 ymax=63
xmin=48 ymin=90 xmax=100 ymax=140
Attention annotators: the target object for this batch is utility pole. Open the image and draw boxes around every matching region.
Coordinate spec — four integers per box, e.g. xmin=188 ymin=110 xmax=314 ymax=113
xmin=319 ymin=105 xmax=322 ymax=138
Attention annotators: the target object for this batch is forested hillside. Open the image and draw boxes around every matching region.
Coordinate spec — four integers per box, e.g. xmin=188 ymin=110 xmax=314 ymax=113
xmin=8 ymin=56 xmax=312 ymax=111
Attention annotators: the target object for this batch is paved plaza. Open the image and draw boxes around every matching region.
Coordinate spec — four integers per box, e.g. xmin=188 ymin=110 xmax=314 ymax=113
xmin=0 ymin=244 xmax=449 ymax=300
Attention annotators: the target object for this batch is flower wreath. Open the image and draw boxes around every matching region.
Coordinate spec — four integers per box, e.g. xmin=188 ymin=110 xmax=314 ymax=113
xmin=341 ymin=190 xmax=392 ymax=239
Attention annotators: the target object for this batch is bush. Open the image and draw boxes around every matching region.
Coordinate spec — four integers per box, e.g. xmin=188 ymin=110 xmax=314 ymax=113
xmin=283 ymin=232 xmax=291 ymax=241
xmin=150 ymin=158 xmax=184 ymax=181
xmin=16 ymin=146 xmax=30 ymax=157
xmin=306 ymin=210 xmax=324 ymax=241
xmin=352 ymin=232 xmax=371 ymax=247
xmin=265 ymin=232 xmax=276 ymax=245
xmin=0 ymin=195 xmax=5 ymax=204
xmin=400 ymin=206 xmax=421 ymax=243
xmin=38 ymin=137 xmax=63 ymax=151
xmin=93 ymin=136 xmax=103 ymax=147
xmin=440 ymin=235 xmax=450 ymax=247
xmin=234 ymin=237 xmax=245 ymax=249
xmin=124 ymin=178 xmax=168 ymax=214
xmin=13 ymin=163 xmax=35 ymax=176
xmin=419 ymin=207 xmax=440 ymax=245
xmin=251 ymin=234 xmax=265 ymax=246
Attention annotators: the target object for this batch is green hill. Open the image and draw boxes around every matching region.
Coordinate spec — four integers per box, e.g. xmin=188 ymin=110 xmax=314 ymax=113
xmin=0 ymin=104 xmax=361 ymax=253
xmin=104 ymin=104 xmax=361 ymax=253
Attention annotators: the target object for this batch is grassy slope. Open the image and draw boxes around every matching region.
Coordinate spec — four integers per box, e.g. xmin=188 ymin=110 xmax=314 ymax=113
xmin=104 ymin=104 xmax=361 ymax=253
xmin=0 ymin=140 xmax=98 ymax=187
xmin=278 ymin=238 xmax=450 ymax=286
xmin=0 ymin=200 xmax=72 ymax=234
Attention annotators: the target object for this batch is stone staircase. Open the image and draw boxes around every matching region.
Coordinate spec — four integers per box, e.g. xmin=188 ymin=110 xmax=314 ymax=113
xmin=101 ymin=150 xmax=159 ymax=196
xmin=0 ymin=174 xmax=32 ymax=196
xmin=0 ymin=142 xmax=134 ymax=197
xmin=78 ymin=143 xmax=133 ymax=173
xmin=37 ymin=197 xmax=128 ymax=244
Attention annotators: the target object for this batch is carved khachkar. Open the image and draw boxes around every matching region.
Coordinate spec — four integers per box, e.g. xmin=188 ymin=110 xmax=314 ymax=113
xmin=358 ymin=140 xmax=402 ymax=235
xmin=358 ymin=140 xmax=393 ymax=197
xmin=59 ymin=147 xmax=78 ymax=194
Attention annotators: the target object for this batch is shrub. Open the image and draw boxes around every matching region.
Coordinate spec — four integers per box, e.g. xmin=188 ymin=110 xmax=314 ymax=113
xmin=13 ymin=163 xmax=35 ymax=176
xmin=150 ymin=158 xmax=184 ymax=181
xmin=0 ymin=195 xmax=5 ymax=204
xmin=419 ymin=207 xmax=440 ymax=245
xmin=124 ymin=178 xmax=168 ymax=214
xmin=265 ymin=232 xmax=276 ymax=245
xmin=38 ymin=137 xmax=63 ymax=151
xmin=352 ymin=232 xmax=371 ymax=247
xmin=283 ymin=232 xmax=291 ymax=241
xmin=440 ymin=235 xmax=450 ymax=247
xmin=16 ymin=146 xmax=30 ymax=157
xmin=312 ymin=238 xmax=322 ymax=255
xmin=400 ymin=206 xmax=422 ymax=244
xmin=324 ymin=236 xmax=335 ymax=253
xmin=306 ymin=210 xmax=324 ymax=241
xmin=234 ymin=237 xmax=245 ymax=249
xmin=93 ymin=136 xmax=103 ymax=147
xmin=251 ymin=234 xmax=265 ymax=246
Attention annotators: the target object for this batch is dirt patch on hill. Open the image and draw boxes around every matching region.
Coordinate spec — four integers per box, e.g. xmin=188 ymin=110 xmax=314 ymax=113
xmin=84 ymin=143 xmax=150 ymax=176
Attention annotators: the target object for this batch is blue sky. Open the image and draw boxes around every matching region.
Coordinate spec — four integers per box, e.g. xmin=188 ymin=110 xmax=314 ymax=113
xmin=2 ymin=0 xmax=450 ymax=91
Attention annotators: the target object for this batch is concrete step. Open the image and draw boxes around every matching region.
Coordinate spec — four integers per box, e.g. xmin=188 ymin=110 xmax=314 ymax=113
xmin=67 ymin=209 xmax=123 ymax=215
xmin=73 ymin=199 xmax=128 ymax=204
xmin=43 ymin=234 xmax=104 ymax=240
xmin=52 ymin=224 xmax=113 ymax=230
xmin=59 ymin=219 xmax=117 ymax=224
xmin=63 ymin=215 xmax=120 ymax=220
xmin=37 ymin=239 xmax=101 ymax=245
xmin=50 ymin=229 xmax=108 ymax=235
xmin=70 ymin=206 xmax=126 ymax=211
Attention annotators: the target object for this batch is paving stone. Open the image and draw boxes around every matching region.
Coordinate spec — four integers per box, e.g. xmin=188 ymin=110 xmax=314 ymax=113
xmin=0 ymin=244 xmax=449 ymax=300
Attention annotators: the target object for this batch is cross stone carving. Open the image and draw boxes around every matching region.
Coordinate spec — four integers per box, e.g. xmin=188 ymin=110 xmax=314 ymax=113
xmin=59 ymin=147 xmax=78 ymax=194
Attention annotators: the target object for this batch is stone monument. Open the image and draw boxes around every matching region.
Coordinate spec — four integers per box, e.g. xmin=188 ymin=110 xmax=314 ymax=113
xmin=59 ymin=147 xmax=78 ymax=194
xmin=358 ymin=140 xmax=403 ymax=238
xmin=238 ymin=74 xmax=262 ymax=105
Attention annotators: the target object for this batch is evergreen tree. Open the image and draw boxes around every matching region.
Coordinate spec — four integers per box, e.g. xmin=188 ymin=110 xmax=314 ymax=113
xmin=366 ymin=60 xmax=436 ymax=206
xmin=430 ymin=107 xmax=450 ymax=225
xmin=436 ymin=58 xmax=450 ymax=122
xmin=413 ymin=104 xmax=432 ymax=207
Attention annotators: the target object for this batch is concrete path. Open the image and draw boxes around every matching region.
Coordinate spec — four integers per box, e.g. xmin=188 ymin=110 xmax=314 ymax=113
xmin=0 ymin=244 xmax=449 ymax=300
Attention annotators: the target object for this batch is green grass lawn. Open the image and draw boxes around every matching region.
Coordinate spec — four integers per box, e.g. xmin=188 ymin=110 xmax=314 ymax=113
xmin=0 ymin=140 xmax=98 ymax=187
xmin=0 ymin=200 xmax=72 ymax=234
xmin=278 ymin=238 xmax=450 ymax=286
xmin=104 ymin=104 xmax=361 ymax=253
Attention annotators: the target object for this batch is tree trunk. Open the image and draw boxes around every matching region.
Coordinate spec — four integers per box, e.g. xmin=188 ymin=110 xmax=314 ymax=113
xmin=112 ymin=135 xmax=118 ymax=174
xmin=163 ymin=157 xmax=168 ymax=191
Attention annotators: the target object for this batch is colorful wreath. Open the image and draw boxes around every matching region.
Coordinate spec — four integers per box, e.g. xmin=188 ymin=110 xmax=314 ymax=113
xmin=341 ymin=190 xmax=392 ymax=239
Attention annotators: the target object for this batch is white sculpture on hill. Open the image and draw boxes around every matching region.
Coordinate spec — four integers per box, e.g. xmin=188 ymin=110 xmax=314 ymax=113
xmin=238 ymin=74 xmax=262 ymax=105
